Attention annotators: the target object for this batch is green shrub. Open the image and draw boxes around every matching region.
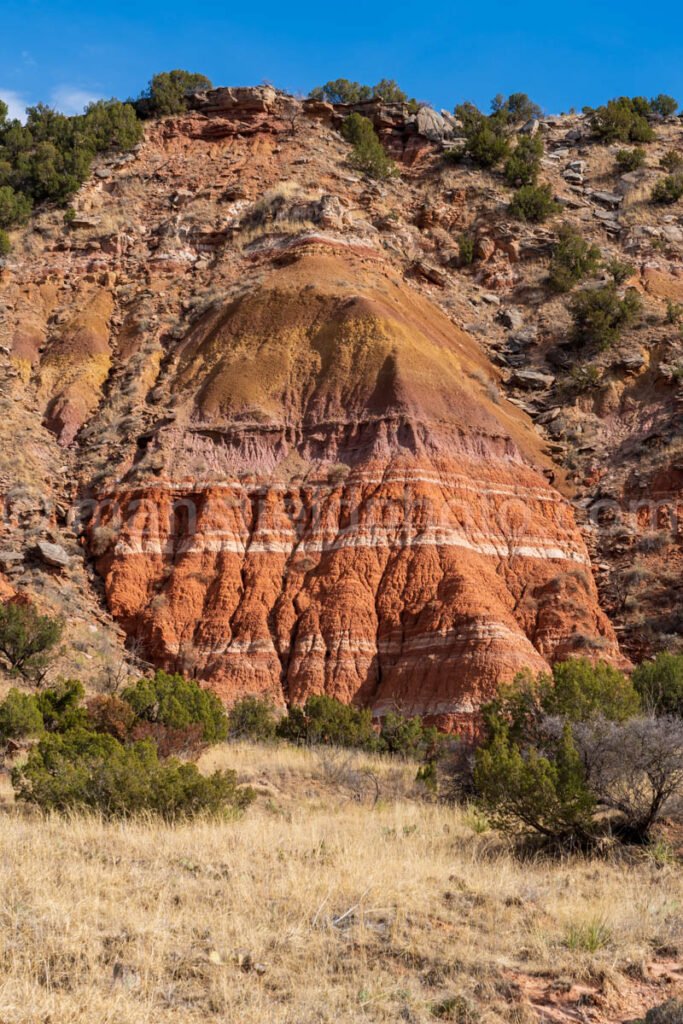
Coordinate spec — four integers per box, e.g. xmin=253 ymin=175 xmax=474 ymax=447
xmin=122 ymin=670 xmax=228 ymax=743
xmin=466 ymin=125 xmax=510 ymax=168
xmin=504 ymin=134 xmax=544 ymax=186
xmin=0 ymin=688 xmax=43 ymax=741
xmin=11 ymin=728 xmax=253 ymax=820
xmin=378 ymin=712 xmax=443 ymax=760
xmin=453 ymin=101 xmax=486 ymax=134
xmin=227 ymin=696 xmax=278 ymax=741
xmin=660 ymin=150 xmax=683 ymax=173
xmin=340 ymin=113 xmax=396 ymax=179
xmin=544 ymin=659 xmax=640 ymax=722
xmin=606 ymin=258 xmax=635 ymax=284
xmin=665 ymin=299 xmax=683 ymax=325
xmin=474 ymin=722 xmax=596 ymax=844
xmin=0 ymin=601 xmax=63 ymax=680
xmin=276 ymin=694 xmax=378 ymax=750
xmin=570 ymin=284 xmax=642 ymax=348
xmin=589 ymin=97 xmax=656 ymax=144
xmin=633 ymin=653 xmax=683 ymax=716
xmin=652 ymin=174 xmax=683 ymax=204
xmin=482 ymin=659 xmax=639 ymax=741
xmin=0 ymin=184 xmax=32 ymax=228
xmin=80 ymin=99 xmax=142 ymax=151
xmin=490 ymin=92 xmax=542 ymax=125
xmin=457 ymin=233 xmax=475 ymax=265
xmin=649 ymin=95 xmax=679 ymax=118
xmin=508 ymin=183 xmax=559 ymax=223
xmin=616 ymin=147 xmax=646 ymax=171
xmin=36 ymin=680 xmax=88 ymax=732
xmin=548 ymin=225 xmax=602 ymax=292
xmin=310 ymin=78 xmax=417 ymax=108
xmin=568 ymin=364 xmax=603 ymax=392
xmin=135 ymin=70 xmax=212 ymax=118
xmin=0 ymin=98 xmax=142 ymax=208
xmin=473 ymin=661 xmax=681 ymax=846
xmin=0 ymin=229 xmax=10 ymax=254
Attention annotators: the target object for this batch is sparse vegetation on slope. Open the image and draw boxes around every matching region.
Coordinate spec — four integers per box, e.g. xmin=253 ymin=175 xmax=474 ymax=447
xmin=340 ymin=112 xmax=396 ymax=178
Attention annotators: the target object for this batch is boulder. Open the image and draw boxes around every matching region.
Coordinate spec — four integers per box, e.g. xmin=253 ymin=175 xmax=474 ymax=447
xmin=511 ymin=368 xmax=556 ymax=390
xmin=34 ymin=541 xmax=70 ymax=569
xmin=498 ymin=307 xmax=524 ymax=331
xmin=590 ymin=190 xmax=623 ymax=208
xmin=415 ymin=106 xmax=455 ymax=143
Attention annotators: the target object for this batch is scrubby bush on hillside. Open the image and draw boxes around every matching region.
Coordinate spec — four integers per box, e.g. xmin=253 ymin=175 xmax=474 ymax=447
xmin=470 ymin=659 xmax=683 ymax=845
xmin=340 ymin=113 xmax=396 ymax=179
xmin=0 ymin=689 xmax=44 ymax=742
xmin=457 ymin=232 xmax=475 ymax=265
xmin=570 ymin=284 xmax=642 ymax=348
xmin=605 ymin=258 xmax=635 ymax=285
xmin=378 ymin=711 xmax=444 ymax=760
xmin=134 ymin=70 xmax=212 ymax=118
xmin=649 ymin=94 xmax=680 ymax=118
xmin=543 ymin=658 xmax=641 ymax=721
xmin=548 ymin=224 xmax=602 ymax=293
xmin=453 ymin=100 xmax=486 ymax=134
xmin=12 ymin=728 xmax=253 ymax=819
xmin=121 ymin=670 xmax=228 ymax=743
xmin=0 ymin=185 xmax=32 ymax=228
xmin=451 ymin=99 xmax=517 ymax=169
xmin=36 ymin=679 xmax=88 ymax=732
xmin=466 ymin=125 xmax=510 ymax=169
xmin=227 ymin=696 xmax=278 ymax=741
xmin=589 ymin=97 xmax=656 ymax=143
xmin=645 ymin=1000 xmax=683 ymax=1024
xmin=651 ymin=174 xmax=683 ymax=204
xmin=660 ymin=150 xmax=683 ymax=173
xmin=615 ymin=147 xmax=646 ymax=171
xmin=471 ymin=659 xmax=683 ymax=843
xmin=481 ymin=660 xmax=640 ymax=743
xmin=0 ymin=601 xmax=63 ymax=680
xmin=508 ymin=183 xmax=559 ymax=223
xmin=277 ymin=694 xmax=378 ymax=750
xmin=504 ymin=134 xmax=543 ymax=186
xmin=310 ymin=78 xmax=418 ymax=109
xmin=0 ymin=98 xmax=142 ymax=208
xmin=0 ymin=229 xmax=10 ymax=255
xmin=633 ymin=653 xmax=683 ymax=716
xmin=475 ymin=720 xmax=596 ymax=844
xmin=490 ymin=92 xmax=542 ymax=125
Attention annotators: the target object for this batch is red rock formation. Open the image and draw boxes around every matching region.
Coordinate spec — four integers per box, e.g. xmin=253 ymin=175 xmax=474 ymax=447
xmin=91 ymin=247 xmax=618 ymax=727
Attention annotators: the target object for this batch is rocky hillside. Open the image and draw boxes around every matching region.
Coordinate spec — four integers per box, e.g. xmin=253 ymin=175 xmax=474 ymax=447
xmin=1 ymin=85 xmax=681 ymax=721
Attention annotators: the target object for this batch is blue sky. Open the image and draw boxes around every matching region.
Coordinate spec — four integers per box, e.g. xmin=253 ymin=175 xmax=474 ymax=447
xmin=1 ymin=0 xmax=681 ymax=120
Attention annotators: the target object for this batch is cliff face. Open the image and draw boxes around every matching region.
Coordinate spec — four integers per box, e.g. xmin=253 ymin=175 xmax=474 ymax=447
xmin=90 ymin=247 xmax=616 ymax=724
xmin=7 ymin=84 xmax=679 ymax=714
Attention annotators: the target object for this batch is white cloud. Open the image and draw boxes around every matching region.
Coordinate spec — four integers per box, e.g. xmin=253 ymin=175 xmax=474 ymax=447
xmin=0 ymin=89 xmax=28 ymax=122
xmin=50 ymin=86 xmax=103 ymax=115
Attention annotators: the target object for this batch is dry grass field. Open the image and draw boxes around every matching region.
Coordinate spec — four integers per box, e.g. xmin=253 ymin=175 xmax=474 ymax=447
xmin=0 ymin=742 xmax=682 ymax=1024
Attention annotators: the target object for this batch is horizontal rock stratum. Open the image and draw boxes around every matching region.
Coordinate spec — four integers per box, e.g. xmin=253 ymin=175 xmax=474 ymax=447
xmin=91 ymin=247 xmax=618 ymax=727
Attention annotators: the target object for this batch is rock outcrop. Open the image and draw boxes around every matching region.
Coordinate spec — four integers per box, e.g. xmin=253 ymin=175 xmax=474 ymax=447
xmin=88 ymin=246 xmax=617 ymax=727
xmin=10 ymin=86 xmax=683 ymax=708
